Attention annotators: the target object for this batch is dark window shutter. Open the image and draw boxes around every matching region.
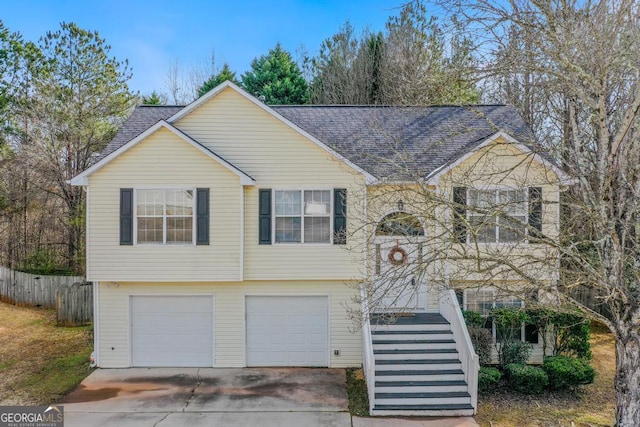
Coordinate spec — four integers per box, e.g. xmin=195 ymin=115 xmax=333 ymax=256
xmin=120 ymin=188 xmax=133 ymax=245
xmin=196 ymin=188 xmax=210 ymax=245
xmin=453 ymin=187 xmax=467 ymax=243
xmin=529 ymin=187 xmax=542 ymax=239
xmin=525 ymin=323 xmax=539 ymax=344
xmin=333 ymin=188 xmax=347 ymax=245
xmin=259 ymin=189 xmax=272 ymax=245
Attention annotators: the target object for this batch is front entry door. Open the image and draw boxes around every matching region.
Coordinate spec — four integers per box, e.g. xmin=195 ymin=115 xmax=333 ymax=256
xmin=372 ymin=236 xmax=426 ymax=311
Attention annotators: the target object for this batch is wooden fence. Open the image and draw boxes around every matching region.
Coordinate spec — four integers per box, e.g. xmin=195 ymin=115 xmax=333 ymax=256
xmin=0 ymin=266 xmax=92 ymax=326
xmin=56 ymin=283 xmax=93 ymax=326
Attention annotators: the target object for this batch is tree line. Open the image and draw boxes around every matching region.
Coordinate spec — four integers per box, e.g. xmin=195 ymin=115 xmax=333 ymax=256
xmin=146 ymin=1 xmax=480 ymax=106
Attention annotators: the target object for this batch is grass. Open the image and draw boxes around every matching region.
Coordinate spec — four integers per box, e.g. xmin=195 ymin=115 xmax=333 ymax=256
xmin=476 ymin=323 xmax=616 ymax=427
xmin=346 ymin=367 xmax=370 ymax=416
xmin=0 ymin=301 xmax=94 ymax=405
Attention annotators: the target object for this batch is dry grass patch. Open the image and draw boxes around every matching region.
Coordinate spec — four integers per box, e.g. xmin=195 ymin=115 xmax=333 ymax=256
xmin=476 ymin=324 xmax=615 ymax=427
xmin=0 ymin=301 xmax=93 ymax=405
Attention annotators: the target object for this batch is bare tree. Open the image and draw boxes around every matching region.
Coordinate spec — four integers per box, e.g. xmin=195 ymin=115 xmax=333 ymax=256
xmin=164 ymin=60 xmax=189 ymax=105
xmin=164 ymin=51 xmax=218 ymax=104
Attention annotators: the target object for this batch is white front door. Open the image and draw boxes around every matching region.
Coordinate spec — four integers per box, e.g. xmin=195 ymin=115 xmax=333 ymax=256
xmin=372 ymin=237 xmax=427 ymax=311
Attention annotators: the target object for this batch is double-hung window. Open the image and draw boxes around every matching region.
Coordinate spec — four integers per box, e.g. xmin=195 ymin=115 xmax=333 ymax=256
xmin=274 ymin=190 xmax=331 ymax=243
xmin=464 ymin=288 xmax=537 ymax=343
xmin=467 ymin=188 xmax=527 ymax=243
xmin=136 ymin=189 xmax=194 ymax=244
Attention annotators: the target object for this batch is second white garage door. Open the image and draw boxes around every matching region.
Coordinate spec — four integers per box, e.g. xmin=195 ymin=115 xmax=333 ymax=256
xmin=246 ymin=296 xmax=329 ymax=367
xmin=130 ymin=295 xmax=214 ymax=367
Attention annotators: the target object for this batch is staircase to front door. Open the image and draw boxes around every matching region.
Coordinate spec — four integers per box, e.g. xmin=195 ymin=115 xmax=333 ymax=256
xmin=369 ymin=313 xmax=475 ymax=417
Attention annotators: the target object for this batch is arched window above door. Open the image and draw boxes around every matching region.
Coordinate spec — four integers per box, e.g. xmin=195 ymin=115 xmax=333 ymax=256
xmin=375 ymin=212 xmax=424 ymax=236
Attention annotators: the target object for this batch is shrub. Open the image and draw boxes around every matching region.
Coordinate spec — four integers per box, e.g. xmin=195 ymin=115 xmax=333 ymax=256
xmin=478 ymin=366 xmax=502 ymax=392
xmin=463 ymin=310 xmax=485 ymax=328
xmin=504 ymin=363 xmax=548 ymax=394
xmin=468 ymin=326 xmax=493 ymax=366
xmin=500 ymin=340 xmax=533 ymax=366
xmin=491 ymin=307 xmax=530 ymax=343
xmin=542 ymin=356 xmax=596 ymax=390
xmin=527 ymin=309 xmax=592 ymax=360
xmin=553 ymin=315 xmax=592 ymax=359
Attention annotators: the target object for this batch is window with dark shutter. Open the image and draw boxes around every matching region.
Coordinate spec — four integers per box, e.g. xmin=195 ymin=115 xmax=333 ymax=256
xmin=120 ymin=188 xmax=133 ymax=245
xmin=333 ymin=188 xmax=347 ymax=245
xmin=529 ymin=187 xmax=542 ymax=240
xmin=453 ymin=187 xmax=467 ymax=243
xmin=259 ymin=189 xmax=272 ymax=245
xmin=196 ymin=188 xmax=210 ymax=245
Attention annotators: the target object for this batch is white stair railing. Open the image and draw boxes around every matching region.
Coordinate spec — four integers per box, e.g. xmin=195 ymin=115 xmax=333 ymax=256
xmin=361 ymin=285 xmax=376 ymax=414
xmin=439 ymin=289 xmax=479 ymax=413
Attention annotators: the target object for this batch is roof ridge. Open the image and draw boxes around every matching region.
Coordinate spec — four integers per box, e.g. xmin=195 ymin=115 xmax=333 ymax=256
xmin=136 ymin=104 xmax=185 ymax=108
xmin=271 ymin=104 xmax=508 ymax=108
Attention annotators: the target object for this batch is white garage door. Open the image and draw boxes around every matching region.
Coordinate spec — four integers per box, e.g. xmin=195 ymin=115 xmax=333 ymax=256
xmin=131 ymin=296 xmax=213 ymax=367
xmin=246 ymin=296 xmax=329 ymax=367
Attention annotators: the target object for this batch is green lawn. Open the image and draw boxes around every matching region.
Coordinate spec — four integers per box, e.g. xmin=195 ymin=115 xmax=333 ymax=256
xmin=0 ymin=301 xmax=94 ymax=405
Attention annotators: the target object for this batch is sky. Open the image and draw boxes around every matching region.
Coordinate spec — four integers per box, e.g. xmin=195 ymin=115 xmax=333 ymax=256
xmin=2 ymin=0 xmax=406 ymax=95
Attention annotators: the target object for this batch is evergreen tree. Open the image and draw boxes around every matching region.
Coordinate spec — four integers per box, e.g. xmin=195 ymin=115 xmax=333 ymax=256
xmin=141 ymin=91 xmax=165 ymax=105
xmin=242 ymin=43 xmax=308 ymax=105
xmin=309 ymin=22 xmax=385 ymax=105
xmin=31 ymin=22 xmax=136 ymax=271
xmin=197 ymin=63 xmax=239 ymax=97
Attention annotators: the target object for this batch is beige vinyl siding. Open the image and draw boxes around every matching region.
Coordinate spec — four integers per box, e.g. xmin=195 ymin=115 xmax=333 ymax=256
xmin=87 ymin=127 xmax=242 ymax=282
xmin=175 ymin=87 xmax=366 ymax=281
xmin=96 ymin=281 xmax=361 ymax=368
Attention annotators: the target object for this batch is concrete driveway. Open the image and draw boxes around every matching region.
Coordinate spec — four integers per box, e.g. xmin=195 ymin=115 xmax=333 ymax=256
xmin=60 ymin=367 xmax=350 ymax=427
xmin=60 ymin=368 xmax=479 ymax=427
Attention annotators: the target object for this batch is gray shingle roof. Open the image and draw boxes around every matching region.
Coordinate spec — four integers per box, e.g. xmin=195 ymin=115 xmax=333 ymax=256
xmin=272 ymin=105 xmax=535 ymax=180
xmin=101 ymin=103 xmax=535 ymax=180
xmin=101 ymin=105 xmax=183 ymax=158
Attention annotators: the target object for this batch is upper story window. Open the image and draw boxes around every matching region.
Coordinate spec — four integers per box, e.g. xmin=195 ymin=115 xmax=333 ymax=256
xmin=136 ymin=189 xmax=194 ymax=244
xmin=258 ymin=188 xmax=346 ymax=246
xmin=468 ymin=189 xmax=526 ymax=243
xmin=454 ymin=186 xmax=542 ymax=244
xmin=274 ymin=190 xmax=331 ymax=243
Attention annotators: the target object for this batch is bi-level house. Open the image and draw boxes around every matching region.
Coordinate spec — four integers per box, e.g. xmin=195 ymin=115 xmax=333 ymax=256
xmin=71 ymin=82 xmax=571 ymax=417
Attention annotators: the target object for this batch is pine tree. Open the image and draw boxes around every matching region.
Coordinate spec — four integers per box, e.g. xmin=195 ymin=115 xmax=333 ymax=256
xmin=242 ymin=43 xmax=308 ymax=105
xmin=197 ymin=63 xmax=239 ymax=97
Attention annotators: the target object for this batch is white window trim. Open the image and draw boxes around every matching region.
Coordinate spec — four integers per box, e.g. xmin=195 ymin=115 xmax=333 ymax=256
xmin=463 ymin=288 xmax=526 ymax=343
xmin=133 ymin=188 xmax=197 ymax=246
xmin=272 ymin=188 xmax=334 ymax=245
xmin=466 ymin=186 xmax=529 ymax=244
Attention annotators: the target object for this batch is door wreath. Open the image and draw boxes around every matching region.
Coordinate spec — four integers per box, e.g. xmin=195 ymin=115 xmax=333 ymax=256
xmin=388 ymin=245 xmax=408 ymax=266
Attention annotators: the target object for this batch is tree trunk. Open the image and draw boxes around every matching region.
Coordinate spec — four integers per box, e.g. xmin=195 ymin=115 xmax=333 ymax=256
xmin=615 ymin=323 xmax=640 ymax=426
